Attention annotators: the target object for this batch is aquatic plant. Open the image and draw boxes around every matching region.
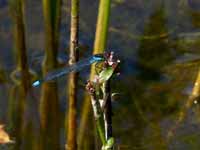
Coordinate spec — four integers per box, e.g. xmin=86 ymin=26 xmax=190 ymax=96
xmin=8 ymin=0 xmax=34 ymax=149
xmin=86 ymin=52 xmax=119 ymax=150
xmin=78 ymin=0 xmax=111 ymax=148
xmin=66 ymin=0 xmax=79 ymax=148
xmin=39 ymin=0 xmax=61 ymax=149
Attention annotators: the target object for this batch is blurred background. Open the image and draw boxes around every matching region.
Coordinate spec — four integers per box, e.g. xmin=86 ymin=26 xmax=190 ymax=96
xmin=1 ymin=0 xmax=200 ymax=149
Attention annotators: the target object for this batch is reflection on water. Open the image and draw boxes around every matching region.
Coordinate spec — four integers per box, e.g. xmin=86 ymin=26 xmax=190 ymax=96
xmin=0 ymin=0 xmax=7 ymax=8
xmin=1 ymin=0 xmax=200 ymax=149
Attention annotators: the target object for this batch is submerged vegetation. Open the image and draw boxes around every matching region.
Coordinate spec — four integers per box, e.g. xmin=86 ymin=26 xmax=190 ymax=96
xmin=1 ymin=0 xmax=200 ymax=150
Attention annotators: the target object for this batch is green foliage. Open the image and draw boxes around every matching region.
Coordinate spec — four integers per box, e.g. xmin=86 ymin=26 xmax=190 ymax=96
xmin=86 ymin=62 xmax=117 ymax=149
xmin=102 ymin=137 xmax=114 ymax=150
xmin=99 ymin=67 xmax=115 ymax=83
xmin=78 ymin=0 xmax=111 ymax=147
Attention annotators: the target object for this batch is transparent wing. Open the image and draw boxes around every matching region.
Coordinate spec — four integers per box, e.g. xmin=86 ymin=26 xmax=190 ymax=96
xmin=44 ymin=56 xmax=94 ymax=81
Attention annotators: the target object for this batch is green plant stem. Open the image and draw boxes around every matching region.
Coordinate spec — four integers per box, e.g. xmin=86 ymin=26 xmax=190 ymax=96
xmin=78 ymin=0 xmax=111 ymax=148
xmin=89 ymin=94 xmax=106 ymax=145
xmin=93 ymin=0 xmax=111 ymax=53
xmin=96 ymin=118 xmax=106 ymax=145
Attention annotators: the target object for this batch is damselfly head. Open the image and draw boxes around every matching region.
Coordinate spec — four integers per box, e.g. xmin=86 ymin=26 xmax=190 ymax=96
xmin=93 ymin=54 xmax=105 ymax=61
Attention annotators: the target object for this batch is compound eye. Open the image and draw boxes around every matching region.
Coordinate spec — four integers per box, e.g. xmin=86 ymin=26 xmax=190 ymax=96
xmin=93 ymin=54 xmax=104 ymax=61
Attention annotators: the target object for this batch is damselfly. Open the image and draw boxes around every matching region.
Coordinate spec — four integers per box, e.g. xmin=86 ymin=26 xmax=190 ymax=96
xmin=32 ymin=54 xmax=104 ymax=87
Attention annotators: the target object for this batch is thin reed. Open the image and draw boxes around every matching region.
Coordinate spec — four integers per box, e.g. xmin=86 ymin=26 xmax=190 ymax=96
xmin=65 ymin=0 xmax=79 ymax=149
xmin=8 ymin=0 xmax=31 ymax=149
xmin=39 ymin=0 xmax=61 ymax=149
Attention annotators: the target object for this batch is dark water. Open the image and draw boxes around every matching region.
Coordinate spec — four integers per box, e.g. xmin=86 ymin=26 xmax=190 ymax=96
xmin=1 ymin=0 xmax=200 ymax=149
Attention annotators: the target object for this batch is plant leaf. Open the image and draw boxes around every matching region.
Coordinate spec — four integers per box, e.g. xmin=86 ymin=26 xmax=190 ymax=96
xmin=102 ymin=137 xmax=114 ymax=150
xmin=99 ymin=67 xmax=114 ymax=83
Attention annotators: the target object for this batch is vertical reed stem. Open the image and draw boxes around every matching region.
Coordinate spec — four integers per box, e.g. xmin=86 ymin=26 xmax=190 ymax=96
xmin=9 ymin=0 xmax=31 ymax=149
xmin=40 ymin=0 xmax=61 ymax=149
xmin=66 ymin=0 xmax=79 ymax=149
xmin=78 ymin=0 xmax=111 ymax=148
xmin=11 ymin=0 xmax=30 ymax=88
